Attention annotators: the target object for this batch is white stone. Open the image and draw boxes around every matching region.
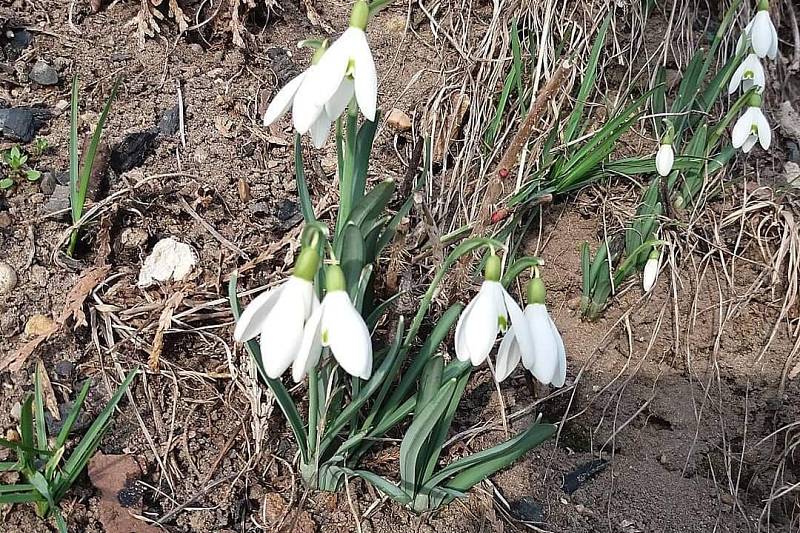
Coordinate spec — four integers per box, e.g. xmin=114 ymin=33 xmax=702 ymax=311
xmin=137 ymin=238 xmax=197 ymax=287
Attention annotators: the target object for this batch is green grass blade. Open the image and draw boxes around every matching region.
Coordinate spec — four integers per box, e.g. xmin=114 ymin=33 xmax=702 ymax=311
xmin=294 ymin=133 xmax=316 ymax=223
xmin=352 ymin=112 xmax=380 ymax=203
xmin=55 ymin=380 xmax=92 ymax=450
xmin=20 ymin=396 xmax=34 ymax=469
xmin=349 ymin=470 xmax=411 ymax=505
xmin=33 ymin=363 xmax=48 ymax=456
xmin=69 ymin=76 xmax=80 ymax=224
xmin=0 ymin=490 xmax=45 ymax=504
xmin=563 ymin=14 xmax=611 ymax=144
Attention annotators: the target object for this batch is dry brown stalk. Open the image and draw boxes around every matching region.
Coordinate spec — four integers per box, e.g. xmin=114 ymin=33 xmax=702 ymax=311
xmin=472 ymin=60 xmax=572 ymax=237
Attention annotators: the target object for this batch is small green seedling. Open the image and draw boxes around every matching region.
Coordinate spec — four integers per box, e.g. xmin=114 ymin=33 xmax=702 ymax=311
xmin=0 ymin=365 xmax=137 ymax=533
xmin=67 ymin=76 xmax=118 ymax=257
xmin=32 ymin=137 xmax=50 ymax=157
xmin=0 ymin=145 xmax=42 ymax=190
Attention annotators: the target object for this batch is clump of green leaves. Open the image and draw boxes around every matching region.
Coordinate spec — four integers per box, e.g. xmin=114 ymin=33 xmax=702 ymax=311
xmin=0 ymin=145 xmax=42 ymax=190
xmin=67 ymin=76 xmax=118 ymax=257
xmin=0 ymin=366 xmax=137 ymax=533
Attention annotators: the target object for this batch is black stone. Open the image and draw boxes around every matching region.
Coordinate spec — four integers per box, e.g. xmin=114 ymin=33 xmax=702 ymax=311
xmin=562 ymin=459 xmax=609 ymax=494
xmin=2 ymin=28 xmax=33 ymax=60
xmin=158 ymin=105 xmax=180 ymax=136
xmin=275 ymin=199 xmax=299 ymax=221
xmin=110 ymin=128 xmax=160 ymax=173
xmin=509 ymin=496 xmax=544 ymax=523
xmin=0 ymin=108 xmax=35 ymax=142
xmin=42 ymin=184 xmax=71 ymax=219
xmin=45 ymin=400 xmax=91 ymax=435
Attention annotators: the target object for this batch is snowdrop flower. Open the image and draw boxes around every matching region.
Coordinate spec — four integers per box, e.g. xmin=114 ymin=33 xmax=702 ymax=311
xmin=738 ymin=0 xmax=778 ymax=60
xmin=234 ymin=247 xmax=320 ymax=379
xmin=496 ymin=276 xmax=566 ymax=387
xmin=292 ymin=264 xmax=373 ymax=382
xmin=642 ymin=248 xmax=660 ymax=292
xmin=455 ymin=255 xmax=534 ymax=370
xmin=727 ymin=53 xmax=766 ymax=94
xmin=263 ymin=43 xmax=339 ymax=149
xmin=655 ymin=143 xmax=674 ymax=177
xmin=732 ymin=95 xmax=771 ymax=153
xmin=294 ymin=0 xmax=377 ymax=133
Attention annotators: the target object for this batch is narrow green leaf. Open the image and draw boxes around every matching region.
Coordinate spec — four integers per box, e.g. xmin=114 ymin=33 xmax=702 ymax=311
xmin=349 ymin=470 xmax=412 ymax=505
xmin=294 ymin=133 xmax=316 ymax=223
xmin=55 ymin=380 xmax=92 ymax=450
xmin=34 ymin=362 xmax=48 ymax=456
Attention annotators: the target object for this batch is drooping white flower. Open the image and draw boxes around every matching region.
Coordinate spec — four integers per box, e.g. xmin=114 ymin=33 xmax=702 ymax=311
xmin=496 ymin=277 xmax=566 ymax=386
xmin=732 ymin=105 xmax=771 ymax=153
xmin=294 ymin=1 xmax=377 ymax=132
xmin=738 ymin=6 xmax=778 ymax=60
xmin=655 ymin=143 xmax=674 ymax=177
xmin=642 ymin=248 xmax=660 ymax=292
xmin=234 ymin=247 xmax=320 ymax=379
xmin=292 ymin=265 xmax=373 ymax=382
xmin=727 ymin=54 xmax=766 ymax=94
xmin=262 ymin=45 xmax=345 ymax=149
xmin=454 ymin=255 xmax=534 ymax=371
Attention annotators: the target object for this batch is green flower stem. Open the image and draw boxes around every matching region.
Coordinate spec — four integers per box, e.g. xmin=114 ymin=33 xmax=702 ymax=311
xmin=368 ymin=0 xmax=395 ymax=16
xmin=350 ymin=0 xmax=369 ymax=29
xmin=708 ymin=87 xmax=757 ymax=149
xmin=307 ymin=365 xmax=320 ymax=460
xmin=336 ymin=106 xmax=359 ymax=238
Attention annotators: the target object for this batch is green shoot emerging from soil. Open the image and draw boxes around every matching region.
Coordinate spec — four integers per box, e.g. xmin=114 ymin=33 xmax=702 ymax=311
xmin=67 ymin=76 xmax=118 ymax=257
xmin=0 ymin=365 xmax=137 ymax=533
xmin=0 ymin=145 xmax=42 ymax=190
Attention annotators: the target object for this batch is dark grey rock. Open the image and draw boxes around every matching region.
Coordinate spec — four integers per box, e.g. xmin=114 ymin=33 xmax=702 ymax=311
xmin=266 ymin=47 xmax=300 ymax=86
xmin=42 ymin=184 xmax=70 ymax=218
xmin=159 ymin=105 xmax=180 ymax=136
xmin=110 ymin=128 xmax=160 ymax=173
xmin=0 ymin=108 xmax=35 ymax=142
xmin=29 ymin=60 xmax=59 ymax=86
xmin=248 ymin=201 xmax=271 ymax=217
xmin=45 ymin=399 xmax=91 ymax=435
xmin=2 ymin=28 xmax=33 ymax=59
xmin=787 ymin=140 xmax=800 ymax=163
xmin=563 ymin=459 xmax=609 ymax=494
xmin=509 ymin=496 xmax=544 ymax=523
xmin=40 ymin=172 xmax=57 ymax=195
xmin=276 ymin=199 xmax=299 ymax=221
xmin=54 ymin=360 xmax=75 ymax=379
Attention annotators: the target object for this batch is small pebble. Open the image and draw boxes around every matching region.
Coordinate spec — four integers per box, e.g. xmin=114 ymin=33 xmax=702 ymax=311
xmin=54 ymin=360 xmax=75 ymax=379
xmin=0 ymin=262 xmax=18 ymax=294
xmin=386 ymin=108 xmax=412 ymax=132
xmin=5 ymin=429 xmax=19 ymax=442
xmin=10 ymin=402 xmax=21 ymax=421
xmin=0 ymin=212 xmax=12 ymax=229
xmin=25 ymin=313 xmax=56 ymax=336
xmin=120 ymin=227 xmax=148 ymax=249
xmin=29 ymin=59 xmax=59 ymax=85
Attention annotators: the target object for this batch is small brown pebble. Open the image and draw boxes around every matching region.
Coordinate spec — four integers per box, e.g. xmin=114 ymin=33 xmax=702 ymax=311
xmin=5 ymin=429 xmax=19 ymax=442
xmin=720 ymin=493 xmax=736 ymax=506
xmin=0 ymin=262 xmax=17 ymax=294
xmin=120 ymin=228 xmax=148 ymax=249
xmin=0 ymin=212 xmax=12 ymax=228
xmin=238 ymin=178 xmax=251 ymax=202
xmin=386 ymin=108 xmax=412 ymax=132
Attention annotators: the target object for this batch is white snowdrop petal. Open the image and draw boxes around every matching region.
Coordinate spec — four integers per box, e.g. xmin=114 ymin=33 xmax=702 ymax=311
xmin=642 ymin=257 xmax=659 ymax=292
xmin=751 ymin=11 xmax=772 ymax=58
xmin=731 ymin=109 xmax=753 ymax=148
xmin=767 ymin=18 xmax=778 ymax=60
xmin=292 ymin=299 xmax=324 ymax=383
xmin=351 ymin=30 xmax=378 ymax=122
xmin=754 ymin=108 xmax=771 ymax=150
xmin=547 ymin=315 xmax=567 ymax=387
xmin=655 ymin=144 xmax=674 ymax=177
xmin=525 ymin=304 xmax=559 ymax=385
xmin=742 ymin=135 xmax=758 ymax=153
xmin=325 ymin=77 xmax=355 ymax=120
xmin=234 ymin=283 xmax=286 ymax=342
xmin=309 ymin=113 xmax=332 ymax=149
xmin=311 ymin=33 xmax=354 ymax=105
xmin=454 ymin=295 xmax=479 ymax=362
xmin=462 ymin=283 xmax=501 ymax=366
xmin=259 ymin=293 xmax=306 ymax=379
xmin=496 ymin=326 xmax=521 ymax=383
xmin=500 ymin=286 xmax=534 ymax=366
xmin=264 ymin=72 xmax=306 ymax=126
xmin=323 ymin=291 xmax=373 ymax=379
xmin=728 ymin=60 xmax=747 ymax=95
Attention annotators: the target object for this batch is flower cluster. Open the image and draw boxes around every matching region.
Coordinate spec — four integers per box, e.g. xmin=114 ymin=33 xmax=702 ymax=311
xmin=730 ymin=0 xmax=776 ymax=153
xmin=263 ymin=0 xmax=377 ymax=148
xmin=234 ymin=243 xmax=373 ymax=382
xmin=455 ymin=256 xmax=566 ymax=387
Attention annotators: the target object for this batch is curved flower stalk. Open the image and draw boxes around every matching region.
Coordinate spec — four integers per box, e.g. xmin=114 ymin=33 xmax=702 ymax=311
xmin=732 ymin=94 xmax=771 ymax=153
xmin=738 ymin=0 xmax=778 ymax=60
xmin=293 ymin=263 xmax=373 ymax=381
xmin=496 ymin=274 xmax=566 ymax=386
xmin=642 ymin=248 xmax=660 ymax=292
xmin=728 ymin=53 xmax=765 ymax=94
xmin=294 ymin=0 xmax=377 ymax=131
xmin=454 ymin=254 xmax=533 ymax=370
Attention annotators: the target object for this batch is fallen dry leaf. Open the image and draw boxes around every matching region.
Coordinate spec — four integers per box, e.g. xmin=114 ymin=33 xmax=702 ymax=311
xmin=36 ymin=360 xmax=60 ymax=420
xmin=1 ymin=266 xmax=110 ymax=373
xmin=148 ymin=291 xmax=185 ymax=372
xmin=88 ymin=453 xmax=161 ymax=533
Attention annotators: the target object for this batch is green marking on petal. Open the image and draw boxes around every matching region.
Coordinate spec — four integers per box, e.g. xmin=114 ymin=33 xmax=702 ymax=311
xmin=498 ymin=315 xmax=508 ymax=331
xmin=322 ymin=329 xmax=330 ymax=346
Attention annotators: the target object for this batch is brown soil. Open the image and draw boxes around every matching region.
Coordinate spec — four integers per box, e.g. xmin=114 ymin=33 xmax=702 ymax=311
xmin=1 ymin=1 xmax=799 ymax=532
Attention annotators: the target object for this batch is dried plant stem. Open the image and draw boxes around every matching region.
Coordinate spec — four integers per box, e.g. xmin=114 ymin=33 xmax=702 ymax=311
xmin=473 ymin=60 xmax=572 ymax=236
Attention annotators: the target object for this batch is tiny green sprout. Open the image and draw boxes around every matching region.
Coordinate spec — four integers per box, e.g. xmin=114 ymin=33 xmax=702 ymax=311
xmin=0 ymin=177 xmax=13 ymax=190
xmin=33 ymin=137 xmax=50 ymax=157
xmin=4 ymin=145 xmax=26 ymax=170
xmin=25 ymin=169 xmax=42 ymax=182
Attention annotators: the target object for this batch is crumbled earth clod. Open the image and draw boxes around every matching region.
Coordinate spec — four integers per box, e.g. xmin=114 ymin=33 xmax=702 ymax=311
xmin=386 ymin=108 xmax=412 ymax=132
xmin=24 ymin=314 xmax=55 ymax=336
